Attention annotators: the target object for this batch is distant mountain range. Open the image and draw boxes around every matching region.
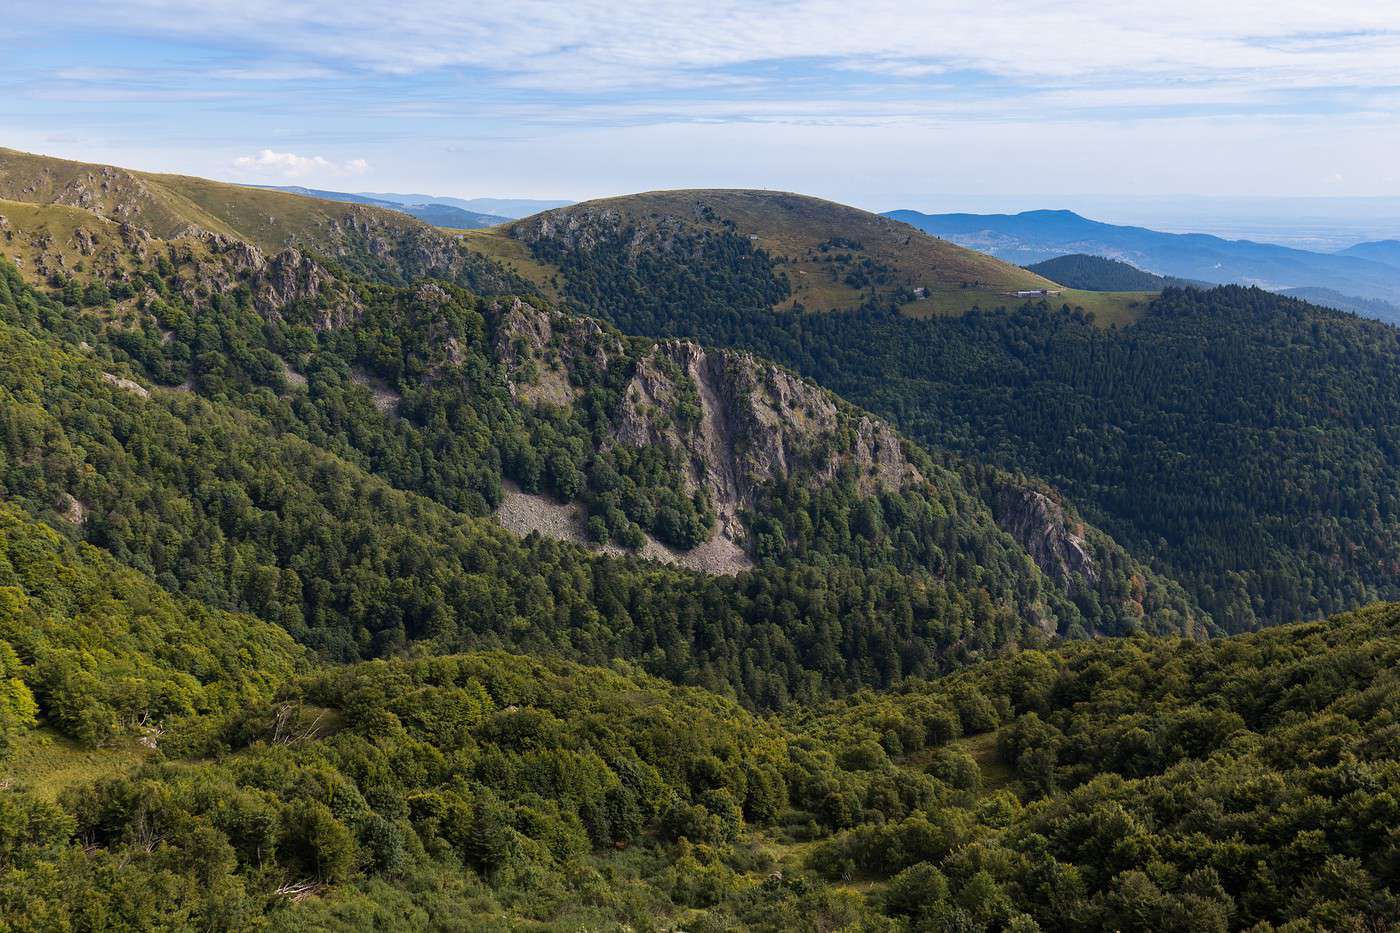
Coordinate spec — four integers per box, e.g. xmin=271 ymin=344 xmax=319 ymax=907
xmin=258 ymin=186 xmax=571 ymax=223
xmin=254 ymin=185 xmax=517 ymax=228
xmin=1340 ymin=239 xmax=1400 ymax=267
xmin=885 ymin=208 xmax=1400 ymax=311
xmin=1022 ymin=253 xmax=1400 ymax=322
xmin=1275 ymin=286 xmax=1400 ymax=321
xmin=360 ymin=193 xmax=574 ymax=219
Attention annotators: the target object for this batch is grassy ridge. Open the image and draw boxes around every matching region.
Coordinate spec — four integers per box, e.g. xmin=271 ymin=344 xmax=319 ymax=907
xmin=0 ymin=148 xmax=530 ymax=294
xmin=0 ymin=147 xmax=401 ymax=250
xmin=502 ymin=189 xmax=1140 ymax=317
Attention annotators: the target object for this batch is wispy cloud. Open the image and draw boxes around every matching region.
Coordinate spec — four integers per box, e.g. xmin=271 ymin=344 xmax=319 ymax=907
xmin=232 ymin=149 xmax=369 ymax=179
xmin=4 ymin=1 xmax=1399 ymax=199
xmin=29 ymin=1 xmax=1400 ymax=94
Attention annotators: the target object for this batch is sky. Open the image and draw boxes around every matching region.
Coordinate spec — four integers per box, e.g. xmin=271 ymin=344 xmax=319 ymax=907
xmin=4 ymin=1 xmax=1400 ymax=232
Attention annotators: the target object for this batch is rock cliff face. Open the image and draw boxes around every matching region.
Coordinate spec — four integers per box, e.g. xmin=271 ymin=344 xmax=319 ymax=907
xmin=993 ymin=484 xmax=1098 ymax=587
xmin=321 ymin=207 xmax=522 ymax=293
xmin=492 ymin=297 xmax=620 ymax=407
xmin=616 ymin=340 xmax=919 ymax=539
xmin=511 ymin=202 xmax=727 ymax=272
xmin=495 ymin=300 xmax=921 ymax=543
xmin=512 ymin=205 xmax=636 ymax=253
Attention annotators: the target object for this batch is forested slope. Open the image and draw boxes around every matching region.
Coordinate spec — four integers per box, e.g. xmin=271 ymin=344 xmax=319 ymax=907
xmin=2 ymin=514 xmax=1395 ymax=930
xmin=1023 ymin=254 xmax=1199 ymax=291
xmin=797 ymin=599 xmax=1400 ymax=930
xmin=519 ymin=200 xmax=1400 ymax=630
xmin=0 ymin=223 xmax=1202 ymax=709
xmin=0 ymin=157 xmax=1396 ymax=930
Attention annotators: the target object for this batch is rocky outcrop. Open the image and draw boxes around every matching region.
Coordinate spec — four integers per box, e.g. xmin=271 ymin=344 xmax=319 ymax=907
xmin=324 ymin=207 xmax=525 ymax=295
xmin=187 ymin=234 xmax=361 ymax=329
xmin=495 ymin=480 xmax=752 ymax=576
xmin=493 ymin=298 xmax=620 ymax=407
xmin=994 ymin=484 xmax=1097 ymax=587
xmin=41 ymin=165 xmax=164 ymax=226
xmin=493 ymin=300 xmax=921 ymax=546
xmin=101 ymin=372 xmax=150 ymax=399
xmin=58 ymin=492 xmax=87 ymax=526
xmin=513 ymin=204 xmax=691 ymax=261
xmin=616 ymin=339 xmax=919 ymax=540
xmin=0 ymin=151 xmax=527 ymax=297
xmin=513 ymin=205 xmax=629 ymax=253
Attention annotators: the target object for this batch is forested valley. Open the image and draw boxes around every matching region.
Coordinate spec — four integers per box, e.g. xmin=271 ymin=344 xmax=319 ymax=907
xmin=0 ymin=174 xmax=1397 ymax=930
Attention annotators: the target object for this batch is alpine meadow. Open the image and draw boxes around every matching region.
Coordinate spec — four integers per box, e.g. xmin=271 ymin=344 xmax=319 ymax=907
xmin=3 ymin=5 xmax=1400 ymax=931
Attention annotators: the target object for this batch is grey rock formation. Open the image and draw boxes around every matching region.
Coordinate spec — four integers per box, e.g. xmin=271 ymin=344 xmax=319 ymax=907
xmin=994 ymin=484 xmax=1097 ymax=587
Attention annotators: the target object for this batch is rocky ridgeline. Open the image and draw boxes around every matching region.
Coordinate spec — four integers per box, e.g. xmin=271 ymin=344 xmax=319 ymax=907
xmin=493 ymin=296 xmax=619 ymax=407
xmin=195 ymin=233 xmax=362 ymax=328
xmin=511 ymin=203 xmax=695 ymax=259
xmin=14 ymin=164 xmax=166 ymax=228
xmin=321 ymin=206 xmax=521 ymax=293
xmin=0 ymin=150 xmax=528 ymax=297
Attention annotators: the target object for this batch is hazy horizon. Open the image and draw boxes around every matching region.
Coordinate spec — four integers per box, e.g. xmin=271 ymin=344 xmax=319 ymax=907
xmin=262 ymin=180 xmax=1400 ymax=250
xmin=6 ymin=1 xmax=1399 ymax=221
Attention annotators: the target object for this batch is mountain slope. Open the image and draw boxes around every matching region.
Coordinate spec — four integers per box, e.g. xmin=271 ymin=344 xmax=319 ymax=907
xmin=888 ymin=208 xmax=1400 ymax=305
xmin=0 ymin=500 xmax=302 ymax=756
xmin=491 ymin=200 xmax=1400 ymax=630
xmin=1340 ymin=238 xmax=1400 ymax=268
xmin=0 ymin=148 xmax=521 ymax=292
xmin=3 ymin=552 xmax=1394 ymax=928
xmin=0 ymin=221 xmax=1205 ymax=710
xmin=1024 ymin=253 xmax=1204 ymax=291
xmin=0 ymin=157 xmax=1396 ymax=929
xmin=474 ymin=189 xmax=1154 ymax=320
xmin=800 ymin=598 xmax=1400 ymax=931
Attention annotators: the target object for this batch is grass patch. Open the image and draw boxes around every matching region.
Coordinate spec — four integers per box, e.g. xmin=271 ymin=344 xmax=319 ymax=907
xmin=902 ymin=285 xmax=1151 ymax=329
xmin=949 ymin=730 xmax=1015 ymax=791
xmin=460 ymin=228 xmax=562 ymax=301
xmin=5 ymin=726 xmax=152 ymax=800
xmin=1058 ymin=289 xmax=1154 ymax=328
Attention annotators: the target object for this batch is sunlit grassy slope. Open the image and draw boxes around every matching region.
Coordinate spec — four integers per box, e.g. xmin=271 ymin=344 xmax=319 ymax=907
xmin=491 ymin=189 xmax=1150 ymax=326
xmin=0 ymin=147 xmax=431 ymax=255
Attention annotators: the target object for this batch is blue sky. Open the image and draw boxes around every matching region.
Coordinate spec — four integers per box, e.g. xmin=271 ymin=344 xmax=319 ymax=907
xmin=4 ymin=1 xmax=1400 ymax=214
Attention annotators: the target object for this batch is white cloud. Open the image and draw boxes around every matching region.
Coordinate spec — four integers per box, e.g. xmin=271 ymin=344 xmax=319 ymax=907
xmin=232 ymin=149 xmax=369 ymax=179
xmin=40 ymin=0 xmax=1400 ymax=94
xmin=10 ymin=1 xmax=1400 ymax=200
xmin=23 ymin=2 xmax=1400 ymax=127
